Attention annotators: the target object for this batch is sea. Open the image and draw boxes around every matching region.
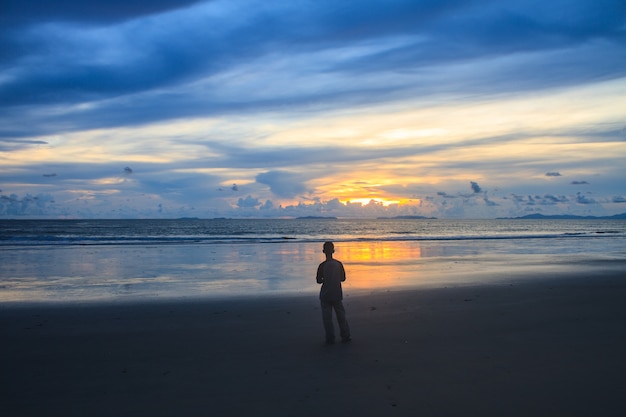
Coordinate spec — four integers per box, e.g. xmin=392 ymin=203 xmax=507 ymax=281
xmin=1 ymin=218 xmax=625 ymax=304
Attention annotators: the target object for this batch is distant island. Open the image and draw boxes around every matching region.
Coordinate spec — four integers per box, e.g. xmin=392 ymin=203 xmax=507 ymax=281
xmin=296 ymin=216 xmax=338 ymax=219
xmin=500 ymin=212 xmax=626 ymax=220
xmin=376 ymin=215 xmax=438 ymax=219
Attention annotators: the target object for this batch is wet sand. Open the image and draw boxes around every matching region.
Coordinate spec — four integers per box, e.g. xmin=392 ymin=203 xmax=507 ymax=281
xmin=2 ymin=269 xmax=626 ymax=417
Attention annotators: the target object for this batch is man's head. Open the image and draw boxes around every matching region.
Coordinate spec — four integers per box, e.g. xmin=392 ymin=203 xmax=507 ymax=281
xmin=323 ymin=241 xmax=335 ymax=255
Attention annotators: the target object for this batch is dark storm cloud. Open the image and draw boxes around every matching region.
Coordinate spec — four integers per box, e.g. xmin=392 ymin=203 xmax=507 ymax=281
xmin=333 ymin=1 xmax=625 ymax=76
xmin=0 ymin=1 xmax=204 ymax=64
xmin=0 ymin=0 xmax=204 ymax=25
xmin=1 ymin=2 xmax=273 ymax=109
xmin=1 ymin=0 xmax=624 ymax=138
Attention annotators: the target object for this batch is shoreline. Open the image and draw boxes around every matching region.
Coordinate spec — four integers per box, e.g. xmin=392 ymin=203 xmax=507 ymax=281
xmin=2 ymin=252 xmax=624 ymax=308
xmin=2 ymin=270 xmax=625 ymax=416
xmin=2 ymin=238 xmax=625 ymax=305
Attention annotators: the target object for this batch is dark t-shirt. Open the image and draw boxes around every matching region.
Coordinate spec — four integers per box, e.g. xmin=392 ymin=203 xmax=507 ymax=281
xmin=316 ymin=258 xmax=346 ymax=302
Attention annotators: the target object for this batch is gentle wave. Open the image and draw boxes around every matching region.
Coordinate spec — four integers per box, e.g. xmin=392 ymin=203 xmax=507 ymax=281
xmin=1 ymin=231 xmax=623 ymax=246
xmin=2 ymin=218 xmax=625 ymax=247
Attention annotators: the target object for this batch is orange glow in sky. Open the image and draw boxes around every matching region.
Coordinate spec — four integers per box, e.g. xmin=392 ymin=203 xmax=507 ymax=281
xmin=344 ymin=198 xmax=400 ymax=207
xmin=1 ymin=1 xmax=625 ymax=219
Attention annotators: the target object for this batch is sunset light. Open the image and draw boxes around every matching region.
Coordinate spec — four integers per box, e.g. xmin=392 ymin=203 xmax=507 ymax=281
xmin=344 ymin=198 xmax=401 ymax=208
xmin=2 ymin=4 xmax=625 ymax=415
xmin=1 ymin=0 xmax=624 ymax=219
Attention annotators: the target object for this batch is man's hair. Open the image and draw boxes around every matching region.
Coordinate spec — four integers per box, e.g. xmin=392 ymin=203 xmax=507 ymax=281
xmin=323 ymin=241 xmax=334 ymax=254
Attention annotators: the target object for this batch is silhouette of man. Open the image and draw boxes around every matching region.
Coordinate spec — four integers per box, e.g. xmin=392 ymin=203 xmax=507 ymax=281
xmin=316 ymin=241 xmax=351 ymax=344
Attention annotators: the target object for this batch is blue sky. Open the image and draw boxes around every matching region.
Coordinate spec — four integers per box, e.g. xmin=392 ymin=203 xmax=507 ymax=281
xmin=1 ymin=0 xmax=625 ymax=218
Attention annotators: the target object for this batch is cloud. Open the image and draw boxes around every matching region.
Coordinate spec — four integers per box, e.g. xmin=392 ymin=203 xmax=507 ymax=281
xmin=256 ymin=171 xmax=309 ymax=198
xmin=1 ymin=1 xmax=204 ymax=25
xmin=0 ymin=193 xmax=55 ymax=216
xmin=484 ymin=196 xmax=498 ymax=206
xmin=508 ymin=193 xmax=571 ymax=207
xmin=612 ymin=196 xmax=626 ymax=203
xmin=541 ymin=194 xmax=569 ymax=204
xmin=1 ymin=0 xmax=625 ymax=219
xmin=571 ymin=180 xmax=589 ymax=185
xmin=576 ymin=192 xmax=596 ymax=204
xmin=2 ymin=0 xmax=625 ymax=138
xmin=0 ymin=138 xmax=48 ymax=151
xmin=237 ymin=195 xmax=260 ymax=208
xmin=259 ymin=200 xmax=274 ymax=210
xmin=470 ymin=181 xmax=482 ymax=193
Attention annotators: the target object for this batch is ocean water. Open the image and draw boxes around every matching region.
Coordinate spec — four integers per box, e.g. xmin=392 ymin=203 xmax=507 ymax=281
xmin=1 ymin=219 xmax=625 ymax=304
xmin=2 ymin=218 xmax=625 ymax=246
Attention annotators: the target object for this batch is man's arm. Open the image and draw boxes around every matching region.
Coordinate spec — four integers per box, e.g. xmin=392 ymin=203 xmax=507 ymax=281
xmin=316 ymin=262 xmax=325 ymax=284
xmin=340 ymin=261 xmax=346 ymax=282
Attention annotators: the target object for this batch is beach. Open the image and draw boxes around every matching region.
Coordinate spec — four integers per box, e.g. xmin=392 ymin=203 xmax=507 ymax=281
xmin=2 ymin=266 xmax=625 ymax=417
xmin=2 ymin=220 xmax=625 ymax=416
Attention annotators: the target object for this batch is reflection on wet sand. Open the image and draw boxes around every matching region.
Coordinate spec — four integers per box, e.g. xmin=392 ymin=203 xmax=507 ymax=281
xmin=338 ymin=241 xmax=423 ymax=289
xmin=340 ymin=241 xmax=423 ymax=264
xmin=3 ymin=238 xmax=621 ymax=304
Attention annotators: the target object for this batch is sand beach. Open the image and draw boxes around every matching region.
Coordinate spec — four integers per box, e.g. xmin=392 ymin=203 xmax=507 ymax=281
xmin=2 ymin=265 xmax=625 ymax=417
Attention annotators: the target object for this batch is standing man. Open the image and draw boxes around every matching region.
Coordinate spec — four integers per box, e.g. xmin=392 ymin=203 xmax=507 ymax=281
xmin=316 ymin=241 xmax=351 ymax=345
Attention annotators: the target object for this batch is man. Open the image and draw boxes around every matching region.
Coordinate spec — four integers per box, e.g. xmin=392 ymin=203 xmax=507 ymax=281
xmin=316 ymin=241 xmax=351 ymax=344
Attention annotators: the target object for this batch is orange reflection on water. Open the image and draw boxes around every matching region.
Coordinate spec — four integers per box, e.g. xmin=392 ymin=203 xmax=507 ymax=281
xmin=335 ymin=241 xmax=423 ymax=289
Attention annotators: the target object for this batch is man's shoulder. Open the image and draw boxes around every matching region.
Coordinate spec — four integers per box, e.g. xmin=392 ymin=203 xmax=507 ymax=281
xmin=319 ymin=259 xmax=342 ymax=266
xmin=329 ymin=258 xmax=344 ymax=267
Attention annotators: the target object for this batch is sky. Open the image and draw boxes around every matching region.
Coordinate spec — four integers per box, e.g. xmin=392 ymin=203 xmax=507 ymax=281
xmin=1 ymin=0 xmax=625 ymax=219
